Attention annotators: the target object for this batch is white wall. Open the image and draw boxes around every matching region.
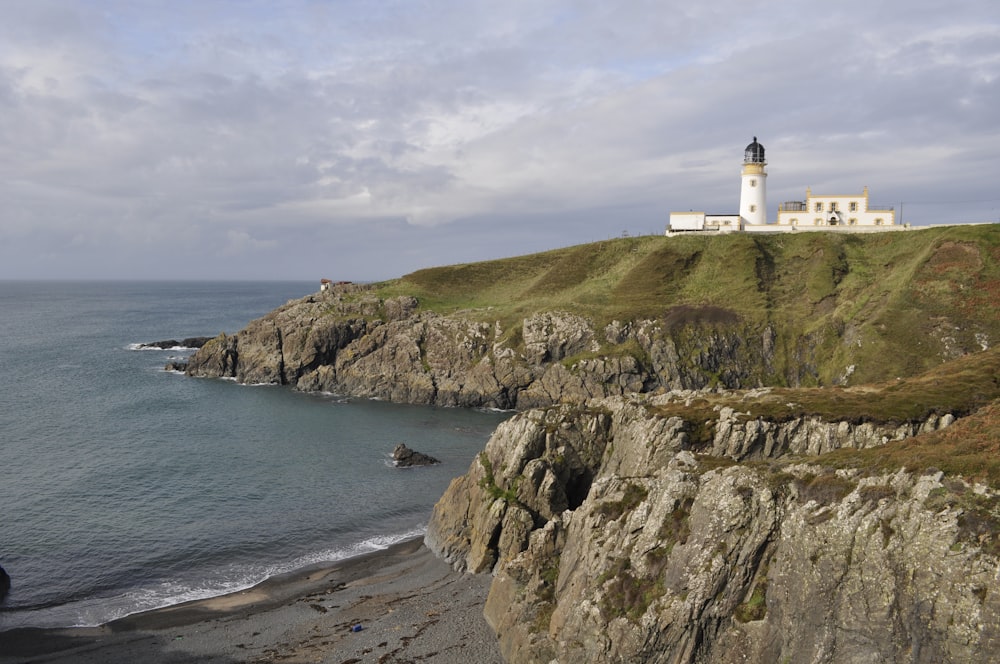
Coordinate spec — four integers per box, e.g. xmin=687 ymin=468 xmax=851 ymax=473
xmin=668 ymin=211 xmax=706 ymax=231
xmin=739 ymin=166 xmax=767 ymax=226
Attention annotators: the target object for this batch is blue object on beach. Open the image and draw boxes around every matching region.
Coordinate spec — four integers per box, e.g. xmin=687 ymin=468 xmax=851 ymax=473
xmin=351 ymin=624 xmax=363 ymax=632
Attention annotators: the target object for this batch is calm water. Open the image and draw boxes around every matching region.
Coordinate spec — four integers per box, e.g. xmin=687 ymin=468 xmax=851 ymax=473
xmin=0 ymin=281 xmax=509 ymax=629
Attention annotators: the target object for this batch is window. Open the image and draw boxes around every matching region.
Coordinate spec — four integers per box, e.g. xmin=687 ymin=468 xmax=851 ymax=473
xmin=814 ymin=218 xmax=822 ymax=225
xmin=875 ymin=218 xmax=883 ymax=225
xmin=815 ymin=202 xmax=822 ymax=212
xmin=749 ymin=205 xmax=756 ymax=212
xmin=829 ymin=202 xmax=838 ymax=212
xmin=849 ymin=201 xmax=858 ymax=212
xmin=849 ymin=218 xmax=857 ymax=225
xmin=790 ymin=218 xmax=798 ymax=225
xmin=749 ymin=179 xmax=757 ymax=187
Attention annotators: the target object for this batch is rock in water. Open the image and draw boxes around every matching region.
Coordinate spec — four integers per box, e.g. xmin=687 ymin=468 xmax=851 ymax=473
xmin=138 ymin=337 xmax=212 ymax=350
xmin=0 ymin=564 xmax=10 ymax=601
xmin=392 ymin=444 xmax=440 ymax=467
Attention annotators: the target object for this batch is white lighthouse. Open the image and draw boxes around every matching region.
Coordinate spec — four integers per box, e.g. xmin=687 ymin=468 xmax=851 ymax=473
xmin=667 ymin=136 xmax=904 ymax=235
xmin=739 ymin=137 xmax=767 ymax=226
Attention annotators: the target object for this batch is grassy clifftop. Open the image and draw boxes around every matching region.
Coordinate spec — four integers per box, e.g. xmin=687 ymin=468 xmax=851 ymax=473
xmin=375 ymin=225 xmax=1000 ymax=385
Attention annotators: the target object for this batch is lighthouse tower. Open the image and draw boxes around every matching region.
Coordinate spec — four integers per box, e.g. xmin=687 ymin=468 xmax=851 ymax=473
xmin=739 ymin=137 xmax=767 ymax=226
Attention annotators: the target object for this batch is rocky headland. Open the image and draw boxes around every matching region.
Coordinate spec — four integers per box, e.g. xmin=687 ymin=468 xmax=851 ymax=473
xmin=180 ymin=226 xmax=1000 ymax=662
xmin=138 ymin=336 xmax=212 ymax=350
xmin=426 ymin=392 xmax=1000 ymax=662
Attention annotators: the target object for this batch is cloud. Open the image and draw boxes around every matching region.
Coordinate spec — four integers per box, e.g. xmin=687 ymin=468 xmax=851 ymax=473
xmin=0 ymin=0 xmax=998 ymax=280
xmin=222 ymin=229 xmax=276 ymax=256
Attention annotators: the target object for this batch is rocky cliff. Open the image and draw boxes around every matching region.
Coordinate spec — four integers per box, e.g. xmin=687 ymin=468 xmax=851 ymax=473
xmin=179 ymin=228 xmax=1000 ymax=663
xmin=184 ymin=285 xmax=783 ymax=408
xmin=425 ymin=394 xmax=1000 ymax=663
xmin=184 ymin=228 xmax=1000 ymax=409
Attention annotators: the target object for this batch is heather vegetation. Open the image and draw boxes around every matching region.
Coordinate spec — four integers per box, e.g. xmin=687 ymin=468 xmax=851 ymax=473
xmin=822 ymin=399 xmax=1000 ymax=487
xmin=652 ymin=344 xmax=1000 ymax=426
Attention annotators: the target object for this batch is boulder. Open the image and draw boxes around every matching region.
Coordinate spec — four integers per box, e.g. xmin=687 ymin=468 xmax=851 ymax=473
xmin=392 ymin=444 xmax=440 ymax=467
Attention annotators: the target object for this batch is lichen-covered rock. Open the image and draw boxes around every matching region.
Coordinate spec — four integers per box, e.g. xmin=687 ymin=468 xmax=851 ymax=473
xmin=426 ymin=404 xmax=613 ymax=573
xmin=426 ymin=396 xmax=995 ymax=664
xmin=708 ymin=406 xmax=936 ymax=459
xmin=522 ymin=312 xmax=598 ymax=365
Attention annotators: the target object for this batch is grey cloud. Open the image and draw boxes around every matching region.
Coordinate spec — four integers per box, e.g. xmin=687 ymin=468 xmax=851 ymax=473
xmin=0 ymin=0 xmax=997 ymax=280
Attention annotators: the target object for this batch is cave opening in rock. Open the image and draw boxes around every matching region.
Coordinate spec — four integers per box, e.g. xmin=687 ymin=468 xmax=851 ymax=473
xmin=566 ymin=471 xmax=593 ymax=510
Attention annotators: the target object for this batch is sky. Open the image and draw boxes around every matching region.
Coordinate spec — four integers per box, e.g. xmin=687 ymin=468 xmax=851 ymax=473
xmin=1 ymin=0 xmax=998 ymax=281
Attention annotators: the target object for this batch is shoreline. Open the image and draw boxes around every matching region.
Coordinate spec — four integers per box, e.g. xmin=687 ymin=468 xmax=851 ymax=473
xmin=0 ymin=538 xmax=503 ymax=663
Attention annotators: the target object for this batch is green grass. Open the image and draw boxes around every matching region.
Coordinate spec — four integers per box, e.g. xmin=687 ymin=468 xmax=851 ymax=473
xmin=377 ymin=226 xmax=998 ymax=320
xmin=257 ymin=225 xmax=999 ymax=409
xmin=367 ymin=226 xmax=1000 ymax=386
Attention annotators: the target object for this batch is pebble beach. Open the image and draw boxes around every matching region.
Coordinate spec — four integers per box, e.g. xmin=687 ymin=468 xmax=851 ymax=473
xmin=0 ymin=538 xmax=503 ymax=664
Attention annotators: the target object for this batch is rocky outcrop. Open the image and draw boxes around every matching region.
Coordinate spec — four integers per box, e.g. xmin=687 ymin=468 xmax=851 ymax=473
xmin=184 ymin=285 xmax=786 ymax=408
xmin=425 ymin=396 xmax=995 ymax=663
xmin=392 ymin=444 xmax=440 ymax=467
xmin=705 ymin=405 xmax=953 ymax=459
xmin=137 ymin=337 xmax=212 ymax=350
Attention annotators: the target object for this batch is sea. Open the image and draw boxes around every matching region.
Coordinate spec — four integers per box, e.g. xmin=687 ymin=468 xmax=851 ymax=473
xmin=0 ymin=281 xmax=510 ymax=631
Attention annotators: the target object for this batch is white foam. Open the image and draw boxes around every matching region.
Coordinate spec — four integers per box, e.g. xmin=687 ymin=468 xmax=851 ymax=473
xmin=64 ymin=528 xmax=429 ymax=627
xmin=126 ymin=343 xmax=197 ymax=351
xmin=279 ymin=527 xmax=427 ymax=572
xmin=315 ymin=391 xmax=351 ymax=403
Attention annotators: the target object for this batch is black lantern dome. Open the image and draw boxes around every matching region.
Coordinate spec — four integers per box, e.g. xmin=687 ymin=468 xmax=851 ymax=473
xmin=744 ymin=137 xmax=765 ymax=164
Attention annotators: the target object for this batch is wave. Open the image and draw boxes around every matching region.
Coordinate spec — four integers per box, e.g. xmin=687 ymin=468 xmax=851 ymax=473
xmin=59 ymin=528 xmax=429 ymax=628
xmin=126 ymin=343 xmax=201 ymax=351
xmin=313 ymin=390 xmax=352 ymax=403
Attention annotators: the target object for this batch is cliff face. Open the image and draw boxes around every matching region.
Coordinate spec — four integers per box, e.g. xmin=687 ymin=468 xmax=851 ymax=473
xmin=185 ymin=229 xmax=1000 ymax=407
xmin=185 ymin=286 xmax=782 ymax=408
xmin=180 ymin=229 xmax=1000 ymax=663
xmin=425 ymin=397 xmax=1000 ymax=663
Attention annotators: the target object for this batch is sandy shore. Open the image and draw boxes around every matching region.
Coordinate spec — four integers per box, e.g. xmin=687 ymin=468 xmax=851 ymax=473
xmin=0 ymin=538 xmax=503 ymax=664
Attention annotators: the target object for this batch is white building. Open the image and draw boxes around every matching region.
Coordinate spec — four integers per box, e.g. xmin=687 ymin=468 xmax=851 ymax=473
xmin=667 ymin=138 xmax=903 ymax=234
xmin=775 ymin=186 xmax=895 ymax=228
xmin=667 ymin=212 xmax=741 ymax=232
